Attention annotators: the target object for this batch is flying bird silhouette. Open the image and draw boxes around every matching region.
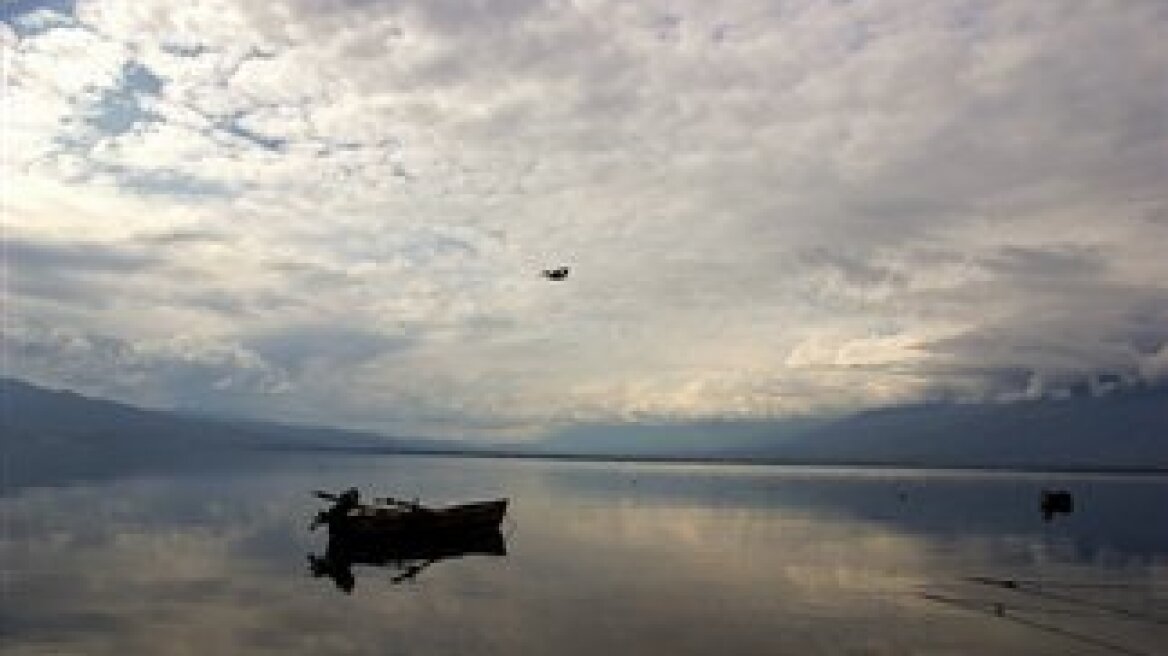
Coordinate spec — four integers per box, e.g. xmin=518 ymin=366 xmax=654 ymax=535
xmin=541 ymin=267 xmax=569 ymax=281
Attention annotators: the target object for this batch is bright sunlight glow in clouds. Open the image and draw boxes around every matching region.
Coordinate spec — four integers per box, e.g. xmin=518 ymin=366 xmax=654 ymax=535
xmin=2 ymin=1 xmax=1167 ymax=437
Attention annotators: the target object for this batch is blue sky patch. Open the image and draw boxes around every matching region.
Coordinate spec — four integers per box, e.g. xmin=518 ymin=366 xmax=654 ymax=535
xmin=1 ymin=0 xmax=76 ymax=37
xmin=82 ymin=61 xmax=164 ymax=137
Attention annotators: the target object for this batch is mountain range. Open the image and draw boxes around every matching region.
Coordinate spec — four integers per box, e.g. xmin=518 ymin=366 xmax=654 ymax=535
xmin=3 ymin=377 xmax=1166 ymax=489
xmin=519 ymin=385 xmax=1168 ymax=470
xmin=0 ymin=377 xmax=400 ymax=487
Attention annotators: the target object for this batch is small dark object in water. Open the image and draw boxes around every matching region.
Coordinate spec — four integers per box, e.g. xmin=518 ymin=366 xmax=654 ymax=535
xmin=1040 ymin=489 xmax=1074 ymax=522
xmin=541 ymin=266 xmax=569 ymax=281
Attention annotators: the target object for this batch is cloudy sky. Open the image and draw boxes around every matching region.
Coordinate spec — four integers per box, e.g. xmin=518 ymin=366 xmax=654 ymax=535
xmin=3 ymin=0 xmax=1166 ymax=438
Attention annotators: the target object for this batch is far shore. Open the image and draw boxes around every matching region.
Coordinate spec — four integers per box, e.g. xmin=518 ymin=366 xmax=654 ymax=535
xmin=256 ymin=443 xmax=1168 ymax=477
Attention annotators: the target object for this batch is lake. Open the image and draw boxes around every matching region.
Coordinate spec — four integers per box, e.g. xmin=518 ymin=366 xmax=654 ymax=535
xmin=2 ymin=455 xmax=1166 ymax=655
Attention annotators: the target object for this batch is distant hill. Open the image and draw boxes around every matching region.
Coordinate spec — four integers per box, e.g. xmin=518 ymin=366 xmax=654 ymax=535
xmin=0 ymin=378 xmax=402 ymax=488
xmin=538 ymin=385 xmax=1168 ymax=471
xmin=754 ymin=385 xmax=1168 ymax=470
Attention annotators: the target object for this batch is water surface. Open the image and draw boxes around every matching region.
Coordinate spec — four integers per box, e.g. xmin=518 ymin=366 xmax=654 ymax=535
xmin=3 ymin=456 xmax=1166 ymax=655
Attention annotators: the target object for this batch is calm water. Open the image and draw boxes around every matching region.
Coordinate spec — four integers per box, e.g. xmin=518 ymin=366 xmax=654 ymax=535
xmin=2 ymin=455 xmax=1166 ymax=655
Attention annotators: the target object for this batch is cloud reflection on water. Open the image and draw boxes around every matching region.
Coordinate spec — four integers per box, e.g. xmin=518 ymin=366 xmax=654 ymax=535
xmin=1 ymin=458 xmax=1165 ymax=655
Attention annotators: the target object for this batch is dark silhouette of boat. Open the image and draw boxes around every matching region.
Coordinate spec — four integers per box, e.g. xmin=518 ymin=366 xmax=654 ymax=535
xmin=541 ymin=266 xmax=569 ymax=281
xmin=312 ymin=489 xmax=508 ymax=539
xmin=308 ymin=489 xmax=509 ymax=591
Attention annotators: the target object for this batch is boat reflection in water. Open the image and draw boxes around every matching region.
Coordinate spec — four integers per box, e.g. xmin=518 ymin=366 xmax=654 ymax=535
xmin=308 ymin=528 xmax=508 ymax=592
xmin=307 ymin=489 xmax=509 ymax=593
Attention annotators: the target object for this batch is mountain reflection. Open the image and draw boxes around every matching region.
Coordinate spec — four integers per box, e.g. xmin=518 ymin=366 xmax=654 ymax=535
xmin=309 ymin=529 xmax=508 ymax=593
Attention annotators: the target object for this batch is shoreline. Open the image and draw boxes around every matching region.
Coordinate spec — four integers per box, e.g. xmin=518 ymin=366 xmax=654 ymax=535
xmin=257 ymin=444 xmax=1168 ymax=477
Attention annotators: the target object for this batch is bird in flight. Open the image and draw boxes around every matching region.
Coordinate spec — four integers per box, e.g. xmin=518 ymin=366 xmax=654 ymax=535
xmin=541 ymin=266 xmax=570 ymax=281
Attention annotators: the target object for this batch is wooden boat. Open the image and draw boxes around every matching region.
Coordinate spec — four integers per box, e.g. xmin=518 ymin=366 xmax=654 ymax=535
xmin=312 ymin=490 xmax=507 ymax=541
xmin=309 ymin=490 xmax=508 ymax=591
xmin=335 ymin=500 xmax=508 ymax=540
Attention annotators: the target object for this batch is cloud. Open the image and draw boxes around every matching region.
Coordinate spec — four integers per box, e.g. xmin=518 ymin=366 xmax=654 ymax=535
xmin=243 ymin=323 xmax=411 ymax=376
xmin=2 ymin=235 xmax=159 ymax=273
xmin=3 ymin=0 xmax=1167 ymax=437
xmin=2 ymin=319 xmax=291 ymax=405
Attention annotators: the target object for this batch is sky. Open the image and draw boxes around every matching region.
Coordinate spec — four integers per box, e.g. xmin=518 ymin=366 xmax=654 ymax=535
xmin=2 ymin=0 xmax=1167 ymax=439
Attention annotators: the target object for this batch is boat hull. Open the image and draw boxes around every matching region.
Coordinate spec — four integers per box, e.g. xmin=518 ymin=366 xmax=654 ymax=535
xmin=329 ymin=499 xmax=508 ymax=541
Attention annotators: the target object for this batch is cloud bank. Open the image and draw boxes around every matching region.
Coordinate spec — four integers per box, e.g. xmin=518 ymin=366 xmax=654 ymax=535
xmin=3 ymin=0 xmax=1167 ymax=437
